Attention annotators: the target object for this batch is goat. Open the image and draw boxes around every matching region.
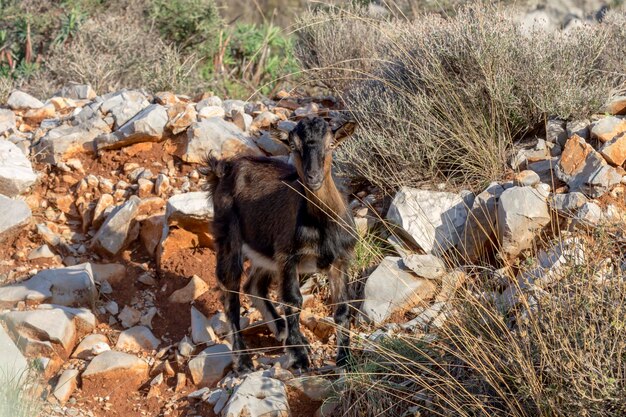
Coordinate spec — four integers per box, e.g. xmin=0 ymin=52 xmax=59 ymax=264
xmin=203 ymin=116 xmax=357 ymax=371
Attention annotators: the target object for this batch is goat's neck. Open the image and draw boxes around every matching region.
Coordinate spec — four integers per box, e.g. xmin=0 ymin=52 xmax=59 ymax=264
xmin=304 ymin=174 xmax=348 ymax=222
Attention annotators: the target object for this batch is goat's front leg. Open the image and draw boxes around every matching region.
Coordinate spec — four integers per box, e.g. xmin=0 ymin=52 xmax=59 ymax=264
xmin=329 ymin=260 xmax=351 ymax=367
xmin=280 ymin=258 xmax=310 ymax=370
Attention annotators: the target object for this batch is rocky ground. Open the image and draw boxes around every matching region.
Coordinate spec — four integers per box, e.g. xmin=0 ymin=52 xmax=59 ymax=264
xmin=0 ymin=85 xmax=625 ymax=417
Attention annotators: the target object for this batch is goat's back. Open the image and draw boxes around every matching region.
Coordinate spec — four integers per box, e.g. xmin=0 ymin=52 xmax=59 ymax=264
xmin=210 ymin=156 xmax=304 ymax=258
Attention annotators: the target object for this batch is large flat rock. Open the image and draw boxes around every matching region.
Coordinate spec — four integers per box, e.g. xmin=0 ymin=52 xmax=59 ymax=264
xmin=0 ymin=263 xmax=97 ymax=308
xmin=33 ymin=124 xmax=102 ymax=164
xmin=82 ymin=350 xmax=149 ymax=391
xmin=182 ymin=117 xmax=261 ymax=163
xmin=387 ymin=187 xmax=470 ymax=254
xmin=91 ymin=196 xmax=141 ymax=257
xmin=95 ymin=104 xmax=168 ymax=150
xmin=1 ymin=307 xmax=77 ymax=355
xmin=223 ymin=371 xmax=290 ymax=417
xmin=497 ymin=186 xmax=551 ymax=259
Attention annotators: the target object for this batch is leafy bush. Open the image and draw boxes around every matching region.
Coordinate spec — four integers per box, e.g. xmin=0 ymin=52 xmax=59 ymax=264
xmin=149 ymin=0 xmax=221 ymax=48
xmin=295 ymin=5 xmax=626 ymax=189
xmin=204 ymin=22 xmax=299 ymax=97
xmin=340 ymin=225 xmax=626 ymax=417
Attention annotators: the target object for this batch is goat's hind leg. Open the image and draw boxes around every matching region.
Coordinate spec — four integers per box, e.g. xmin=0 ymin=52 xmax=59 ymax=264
xmin=215 ymin=236 xmax=252 ymax=371
xmin=243 ymin=268 xmax=288 ymax=342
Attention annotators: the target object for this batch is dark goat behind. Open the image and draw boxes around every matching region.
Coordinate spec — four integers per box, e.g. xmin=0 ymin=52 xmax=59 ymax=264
xmin=203 ymin=117 xmax=357 ymax=371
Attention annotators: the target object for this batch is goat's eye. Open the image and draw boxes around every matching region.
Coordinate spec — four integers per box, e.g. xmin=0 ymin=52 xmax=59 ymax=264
xmin=289 ymin=142 xmax=296 ymax=151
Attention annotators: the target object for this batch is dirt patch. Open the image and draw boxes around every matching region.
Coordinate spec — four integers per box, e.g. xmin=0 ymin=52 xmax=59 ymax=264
xmin=287 ymin=387 xmax=323 ymax=417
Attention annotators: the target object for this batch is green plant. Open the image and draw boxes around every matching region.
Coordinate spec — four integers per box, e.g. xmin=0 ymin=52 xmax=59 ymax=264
xmin=55 ymin=6 xmax=86 ymax=45
xmin=149 ymin=0 xmax=221 ymax=48
xmin=204 ymin=22 xmax=299 ymax=97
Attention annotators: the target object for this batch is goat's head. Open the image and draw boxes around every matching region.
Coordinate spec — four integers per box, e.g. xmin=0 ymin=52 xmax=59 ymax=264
xmin=273 ymin=117 xmax=356 ymax=191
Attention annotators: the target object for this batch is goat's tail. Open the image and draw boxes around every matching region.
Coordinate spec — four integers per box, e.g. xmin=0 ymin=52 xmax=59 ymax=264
xmin=199 ymin=151 xmax=226 ymax=195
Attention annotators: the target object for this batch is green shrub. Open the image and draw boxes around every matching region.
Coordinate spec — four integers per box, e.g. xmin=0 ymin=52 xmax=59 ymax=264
xmin=295 ymin=5 xmax=626 ymax=189
xmin=149 ymin=0 xmax=221 ymax=48
xmin=204 ymin=22 xmax=299 ymax=97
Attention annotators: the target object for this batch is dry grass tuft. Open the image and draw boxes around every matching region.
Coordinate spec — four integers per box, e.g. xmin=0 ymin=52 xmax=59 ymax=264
xmin=0 ymin=366 xmax=43 ymax=417
xmin=41 ymin=9 xmax=204 ymax=95
xmin=295 ymin=4 xmax=626 ymax=190
xmin=339 ymin=224 xmax=626 ymax=417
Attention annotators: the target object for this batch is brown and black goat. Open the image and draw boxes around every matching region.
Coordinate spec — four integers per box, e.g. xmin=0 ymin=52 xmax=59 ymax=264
xmin=203 ymin=116 xmax=357 ymax=371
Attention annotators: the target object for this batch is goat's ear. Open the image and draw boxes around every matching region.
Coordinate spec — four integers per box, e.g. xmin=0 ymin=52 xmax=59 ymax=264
xmin=269 ymin=129 xmax=290 ymax=149
xmin=331 ymin=121 xmax=356 ymax=149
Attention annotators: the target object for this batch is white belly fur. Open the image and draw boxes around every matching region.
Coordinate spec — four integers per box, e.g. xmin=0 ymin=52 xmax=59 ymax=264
xmin=242 ymin=243 xmax=319 ymax=274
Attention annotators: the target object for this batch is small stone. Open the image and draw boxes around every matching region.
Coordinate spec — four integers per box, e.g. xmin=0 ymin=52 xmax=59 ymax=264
xmin=28 ymin=244 xmax=56 ymax=260
xmin=361 ymin=257 xmax=436 ymax=324
xmin=556 ymin=135 xmax=621 ymax=198
xmin=386 ymin=187 xmax=470 ymax=255
xmin=0 ymin=140 xmax=38 ymax=197
xmin=604 ymin=96 xmax=626 ymax=116
xmin=550 ymin=192 xmax=587 ymax=213
xmin=95 ymin=104 xmax=168 ymax=150
xmin=52 ymin=369 xmax=79 ymax=405
xmin=115 ymin=326 xmax=160 ymax=352
xmin=72 ymin=334 xmax=110 ymax=359
xmin=0 ymin=263 xmax=96 ymax=308
xmin=223 ymin=371 xmax=289 ymax=416
xmin=497 ymin=186 xmax=550 ymax=259
xmin=573 ymin=202 xmax=603 ymax=228
xmin=514 ymin=170 xmax=540 ymax=187
xmin=183 ymin=118 xmax=261 ymax=163
xmin=155 ymin=174 xmax=170 ymax=197
xmin=591 ymin=116 xmax=626 ymax=143
xmin=178 ymin=335 xmax=195 ymax=357
xmin=7 ymin=90 xmax=44 ymax=110
xmin=137 ymin=272 xmax=158 ymax=286
xmin=546 ymin=118 xmax=567 ymax=145
xmin=188 ymin=343 xmax=233 ymax=387
xmin=118 ymin=306 xmax=141 ymax=328
xmin=0 ymin=194 xmax=32 ymax=242
xmin=91 ymin=196 xmax=141 ymax=257
xmin=566 ymin=119 xmax=590 ymax=141
xmin=168 ymin=275 xmax=209 ymax=303
xmin=190 ymin=306 xmax=218 ymax=345
xmin=599 ymin=133 xmax=626 ymax=166
xmin=401 ymin=254 xmax=446 ymax=280
xmin=175 ymin=373 xmax=186 ymax=392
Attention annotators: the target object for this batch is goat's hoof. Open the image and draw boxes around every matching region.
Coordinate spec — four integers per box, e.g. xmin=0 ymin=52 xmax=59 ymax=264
xmin=234 ymin=354 xmax=254 ymax=373
xmin=287 ymin=347 xmax=310 ymax=371
xmin=273 ymin=318 xmax=289 ymax=343
xmin=336 ymin=350 xmax=351 ymax=368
